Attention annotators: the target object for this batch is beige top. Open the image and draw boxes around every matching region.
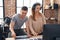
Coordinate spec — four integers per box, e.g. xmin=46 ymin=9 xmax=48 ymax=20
xmin=27 ymin=13 xmax=46 ymax=34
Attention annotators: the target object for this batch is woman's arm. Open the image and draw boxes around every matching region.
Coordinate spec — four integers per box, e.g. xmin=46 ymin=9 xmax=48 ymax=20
xmin=28 ymin=16 xmax=38 ymax=36
xmin=42 ymin=14 xmax=46 ymax=24
xmin=25 ymin=20 xmax=30 ymax=35
xmin=25 ymin=21 xmax=32 ymax=37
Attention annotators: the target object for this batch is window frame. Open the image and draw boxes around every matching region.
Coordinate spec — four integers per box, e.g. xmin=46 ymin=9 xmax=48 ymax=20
xmin=0 ymin=0 xmax=4 ymax=20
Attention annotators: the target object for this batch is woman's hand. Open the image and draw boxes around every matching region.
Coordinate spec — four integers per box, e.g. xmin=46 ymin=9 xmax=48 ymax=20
xmin=32 ymin=31 xmax=38 ymax=36
xmin=27 ymin=34 xmax=32 ymax=37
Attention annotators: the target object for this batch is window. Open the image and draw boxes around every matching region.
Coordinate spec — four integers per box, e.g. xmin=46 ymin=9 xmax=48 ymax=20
xmin=0 ymin=0 xmax=3 ymax=24
xmin=17 ymin=0 xmax=42 ymax=17
xmin=16 ymin=0 xmax=43 ymax=28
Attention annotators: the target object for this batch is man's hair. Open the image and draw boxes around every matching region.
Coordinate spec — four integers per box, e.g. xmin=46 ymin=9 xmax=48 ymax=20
xmin=21 ymin=6 xmax=28 ymax=11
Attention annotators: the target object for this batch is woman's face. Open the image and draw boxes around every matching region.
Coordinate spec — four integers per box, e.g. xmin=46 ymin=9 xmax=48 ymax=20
xmin=35 ymin=5 xmax=41 ymax=13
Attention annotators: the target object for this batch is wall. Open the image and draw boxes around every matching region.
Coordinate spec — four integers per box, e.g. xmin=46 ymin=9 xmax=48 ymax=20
xmin=4 ymin=0 xmax=16 ymax=18
xmin=43 ymin=0 xmax=60 ymax=24
xmin=54 ymin=0 xmax=60 ymax=24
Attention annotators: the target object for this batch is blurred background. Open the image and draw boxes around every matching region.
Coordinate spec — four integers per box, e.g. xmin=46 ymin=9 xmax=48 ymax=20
xmin=0 ymin=0 xmax=60 ymax=40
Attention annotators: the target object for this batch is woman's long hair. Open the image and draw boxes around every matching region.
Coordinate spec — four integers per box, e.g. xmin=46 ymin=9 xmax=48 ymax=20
xmin=32 ymin=3 xmax=41 ymax=21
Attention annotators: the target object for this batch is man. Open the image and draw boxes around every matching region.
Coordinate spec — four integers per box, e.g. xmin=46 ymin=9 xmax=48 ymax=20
xmin=10 ymin=6 xmax=28 ymax=38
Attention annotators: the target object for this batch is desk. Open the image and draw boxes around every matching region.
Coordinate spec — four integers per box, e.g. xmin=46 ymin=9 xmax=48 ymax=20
xmin=5 ymin=35 xmax=42 ymax=40
xmin=29 ymin=35 xmax=42 ymax=39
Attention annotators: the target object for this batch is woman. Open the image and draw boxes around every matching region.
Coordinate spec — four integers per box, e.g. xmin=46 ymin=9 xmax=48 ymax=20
xmin=26 ymin=3 xmax=46 ymax=37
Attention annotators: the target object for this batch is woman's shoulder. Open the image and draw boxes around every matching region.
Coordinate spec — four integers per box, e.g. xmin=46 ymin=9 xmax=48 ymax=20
xmin=29 ymin=15 xmax=33 ymax=18
xmin=29 ymin=15 xmax=33 ymax=20
xmin=40 ymin=13 xmax=45 ymax=16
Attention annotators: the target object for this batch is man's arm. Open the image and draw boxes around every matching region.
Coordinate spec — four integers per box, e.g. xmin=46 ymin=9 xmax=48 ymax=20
xmin=9 ymin=21 xmax=16 ymax=38
xmin=10 ymin=21 xmax=15 ymax=33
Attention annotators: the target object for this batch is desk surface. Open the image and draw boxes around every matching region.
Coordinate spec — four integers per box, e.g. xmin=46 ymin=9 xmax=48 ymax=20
xmin=6 ymin=35 xmax=42 ymax=40
xmin=29 ymin=35 xmax=42 ymax=39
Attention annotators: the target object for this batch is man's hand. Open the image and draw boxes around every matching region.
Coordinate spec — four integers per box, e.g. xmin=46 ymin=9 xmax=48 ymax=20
xmin=11 ymin=32 xmax=16 ymax=38
xmin=10 ymin=21 xmax=16 ymax=38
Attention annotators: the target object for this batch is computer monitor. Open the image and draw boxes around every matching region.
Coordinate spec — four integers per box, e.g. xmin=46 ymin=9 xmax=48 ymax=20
xmin=43 ymin=24 xmax=60 ymax=40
